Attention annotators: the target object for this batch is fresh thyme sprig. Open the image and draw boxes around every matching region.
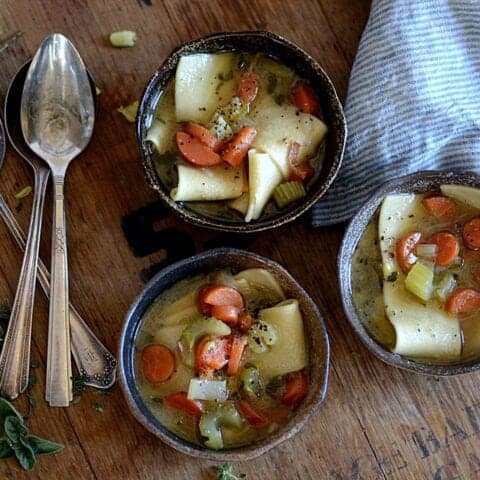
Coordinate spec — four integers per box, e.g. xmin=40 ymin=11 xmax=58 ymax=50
xmin=215 ymin=463 xmax=247 ymax=480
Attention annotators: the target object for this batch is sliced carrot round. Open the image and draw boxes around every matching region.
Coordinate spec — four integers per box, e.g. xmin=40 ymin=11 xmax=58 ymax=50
xmin=282 ymin=370 xmax=308 ymax=407
xmin=463 ymin=217 xmax=480 ymax=251
xmin=227 ymin=335 xmax=247 ymax=376
xmin=422 ymin=195 xmax=456 ymax=222
xmin=237 ymin=400 xmax=269 ymax=427
xmin=221 ymin=126 xmax=257 ymax=167
xmin=141 ymin=344 xmax=175 ymax=384
xmin=396 ymin=231 xmax=422 ymax=273
xmin=195 ymin=336 xmax=230 ymax=375
xmin=164 ymin=392 xmax=204 ymax=418
xmin=176 ymin=131 xmax=221 ymax=167
xmin=291 ymin=81 xmax=319 ymax=115
xmin=426 ymin=232 xmax=460 ymax=266
xmin=211 ymin=304 xmax=240 ymax=324
xmin=183 ymin=122 xmax=218 ymax=149
xmin=200 ymin=285 xmax=244 ymax=309
xmin=445 ymin=288 xmax=480 ymax=315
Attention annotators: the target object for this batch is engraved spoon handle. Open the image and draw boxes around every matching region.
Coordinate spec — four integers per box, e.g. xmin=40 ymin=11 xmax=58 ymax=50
xmin=46 ymin=175 xmax=72 ymax=406
xmin=0 ymin=189 xmax=116 ymax=390
xmin=0 ymin=168 xmax=48 ymax=399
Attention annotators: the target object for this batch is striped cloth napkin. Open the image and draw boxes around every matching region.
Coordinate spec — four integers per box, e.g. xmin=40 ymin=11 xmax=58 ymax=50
xmin=312 ymin=0 xmax=480 ymax=227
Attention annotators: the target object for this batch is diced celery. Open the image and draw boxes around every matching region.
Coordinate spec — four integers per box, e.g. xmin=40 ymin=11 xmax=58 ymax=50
xmin=240 ymin=365 xmax=263 ymax=397
xmin=117 ymin=101 xmax=139 ymax=122
xmin=109 ymin=30 xmax=137 ymax=47
xmin=273 ymin=182 xmax=306 ymax=209
xmin=435 ymin=273 xmax=457 ymax=302
xmin=247 ymin=320 xmax=278 ymax=353
xmin=187 ymin=379 xmax=228 ymax=401
xmin=405 ymin=262 xmax=434 ymax=302
xmin=416 ymin=244 xmax=437 ymax=260
xmin=199 ymin=403 xmax=243 ymax=450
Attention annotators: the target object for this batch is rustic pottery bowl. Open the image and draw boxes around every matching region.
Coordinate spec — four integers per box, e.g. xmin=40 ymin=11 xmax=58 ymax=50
xmin=136 ymin=30 xmax=346 ymax=233
xmin=338 ymin=170 xmax=480 ymax=376
xmin=119 ymin=248 xmax=330 ymax=460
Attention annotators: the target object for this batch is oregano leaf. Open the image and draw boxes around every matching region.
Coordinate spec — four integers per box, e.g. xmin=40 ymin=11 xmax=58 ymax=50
xmin=27 ymin=435 xmax=63 ymax=455
xmin=0 ymin=437 xmax=13 ymax=459
xmin=0 ymin=398 xmax=23 ymax=425
xmin=4 ymin=415 xmax=27 ymax=443
xmin=13 ymin=440 xmax=36 ymax=471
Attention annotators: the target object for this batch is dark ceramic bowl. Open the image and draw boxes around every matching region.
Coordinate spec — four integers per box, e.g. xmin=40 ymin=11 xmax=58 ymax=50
xmin=136 ymin=30 xmax=346 ymax=232
xmin=119 ymin=248 xmax=330 ymax=460
xmin=339 ymin=170 xmax=480 ymax=376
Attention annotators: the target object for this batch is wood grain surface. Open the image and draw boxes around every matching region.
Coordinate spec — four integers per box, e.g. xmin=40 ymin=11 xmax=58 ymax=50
xmin=0 ymin=1 xmax=478 ymax=479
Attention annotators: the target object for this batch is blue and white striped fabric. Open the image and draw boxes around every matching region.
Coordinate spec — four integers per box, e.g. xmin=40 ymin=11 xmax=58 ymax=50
xmin=312 ymin=0 xmax=480 ymax=226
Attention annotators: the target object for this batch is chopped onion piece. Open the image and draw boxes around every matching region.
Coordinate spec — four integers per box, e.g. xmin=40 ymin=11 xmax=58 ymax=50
xmin=187 ymin=379 xmax=228 ymax=401
xmin=416 ymin=244 xmax=438 ymax=259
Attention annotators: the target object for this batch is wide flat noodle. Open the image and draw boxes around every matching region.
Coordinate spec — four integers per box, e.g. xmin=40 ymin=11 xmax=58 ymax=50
xmin=379 ymin=194 xmax=461 ymax=359
xmin=440 ymin=184 xmax=480 ymax=210
xmin=246 ymin=299 xmax=307 ymax=378
xmin=175 ymin=53 xmax=235 ymax=123
xmin=251 ymin=101 xmax=327 ymax=178
xmin=245 ymin=149 xmax=282 ymax=222
xmin=171 ymin=164 xmax=244 ymax=201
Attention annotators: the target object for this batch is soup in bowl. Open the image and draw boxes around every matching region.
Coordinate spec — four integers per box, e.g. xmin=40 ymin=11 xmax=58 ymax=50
xmin=119 ymin=249 xmax=329 ymax=460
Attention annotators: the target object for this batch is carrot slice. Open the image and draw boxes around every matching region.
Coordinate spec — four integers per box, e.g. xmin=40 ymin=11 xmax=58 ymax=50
xmin=291 ymin=81 xmax=319 ymax=115
xmin=463 ymin=217 xmax=480 ymax=251
xmin=227 ymin=335 xmax=247 ymax=376
xmin=422 ymin=195 xmax=456 ymax=222
xmin=164 ymin=392 xmax=204 ymax=419
xmin=282 ymin=370 xmax=308 ymax=407
xmin=211 ymin=305 xmax=240 ymax=324
xmin=396 ymin=231 xmax=422 ymax=273
xmin=270 ymin=406 xmax=290 ymax=423
xmin=445 ymin=288 xmax=480 ymax=315
xmin=200 ymin=285 xmax=244 ymax=309
xmin=238 ymin=312 xmax=253 ymax=333
xmin=237 ymin=400 xmax=269 ymax=427
xmin=195 ymin=336 xmax=230 ymax=375
xmin=426 ymin=232 xmax=460 ymax=266
xmin=290 ymin=163 xmax=315 ymax=183
xmin=141 ymin=344 xmax=175 ymax=384
xmin=237 ymin=72 xmax=259 ymax=104
xmin=176 ymin=131 xmax=221 ymax=167
xmin=221 ymin=126 xmax=257 ymax=167
xmin=183 ymin=122 xmax=218 ymax=149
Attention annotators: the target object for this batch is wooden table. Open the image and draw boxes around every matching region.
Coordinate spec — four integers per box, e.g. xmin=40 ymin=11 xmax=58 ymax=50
xmin=0 ymin=1 xmax=478 ymax=479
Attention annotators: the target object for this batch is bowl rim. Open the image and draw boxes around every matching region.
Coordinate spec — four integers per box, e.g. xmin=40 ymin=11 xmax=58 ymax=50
xmin=338 ymin=169 xmax=480 ymax=376
xmin=135 ymin=29 xmax=346 ymax=233
xmin=118 ymin=247 xmax=330 ymax=460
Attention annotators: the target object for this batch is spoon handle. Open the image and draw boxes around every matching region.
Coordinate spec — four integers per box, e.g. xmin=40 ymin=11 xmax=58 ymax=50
xmin=0 ymin=191 xmax=116 ymax=390
xmin=46 ymin=175 xmax=72 ymax=406
xmin=0 ymin=169 xmax=49 ymax=399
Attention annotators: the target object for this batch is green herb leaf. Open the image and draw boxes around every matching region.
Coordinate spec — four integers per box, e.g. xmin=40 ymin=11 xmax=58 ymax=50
xmin=27 ymin=395 xmax=37 ymax=409
xmin=28 ymin=371 xmax=37 ymax=388
xmin=27 ymin=435 xmax=63 ymax=455
xmin=13 ymin=439 xmax=36 ymax=471
xmin=72 ymin=395 xmax=82 ymax=405
xmin=92 ymin=402 xmax=103 ymax=413
xmin=154 ymin=152 xmax=177 ymax=166
xmin=72 ymin=373 xmax=89 ymax=394
xmin=386 ymin=271 xmax=398 ymax=282
xmin=0 ymin=398 xmax=23 ymax=425
xmin=117 ymin=100 xmax=139 ymax=122
xmin=0 ymin=438 xmax=13 ymax=459
xmin=4 ymin=416 xmax=27 ymax=443
xmin=30 ymin=359 xmax=40 ymax=369
xmin=215 ymin=462 xmax=247 ymax=480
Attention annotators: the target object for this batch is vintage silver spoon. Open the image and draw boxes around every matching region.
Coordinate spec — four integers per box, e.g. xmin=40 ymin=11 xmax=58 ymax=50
xmin=2 ymin=61 xmax=116 ymax=393
xmin=21 ymin=34 xmax=95 ymax=406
